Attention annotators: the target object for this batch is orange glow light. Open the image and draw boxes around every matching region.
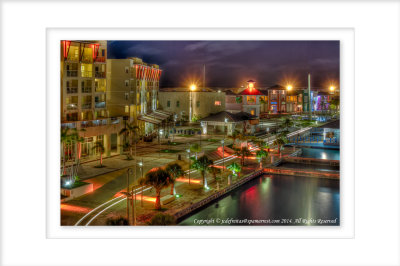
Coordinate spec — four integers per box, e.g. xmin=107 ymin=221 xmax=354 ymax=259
xmin=61 ymin=204 xmax=92 ymax=213
xmin=141 ymin=196 xmax=157 ymax=203
xmin=176 ymin=178 xmax=201 ymax=184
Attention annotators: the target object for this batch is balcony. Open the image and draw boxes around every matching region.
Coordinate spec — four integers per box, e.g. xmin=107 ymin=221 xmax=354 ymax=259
xmin=81 ymin=87 xmax=92 ymax=93
xmin=95 ymin=72 xmax=106 ymax=78
xmin=94 ymin=57 xmax=106 ymax=63
xmin=66 ymin=87 xmax=78 ymax=94
xmin=95 ymin=101 xmax=106 ymax=109
xmin=81 ymin=103 xmax=92 ymax=109
xmin=66 ymin=70 xmax=78 ymax=77
xmin=66 ymin=103 xmax=78 ymax=110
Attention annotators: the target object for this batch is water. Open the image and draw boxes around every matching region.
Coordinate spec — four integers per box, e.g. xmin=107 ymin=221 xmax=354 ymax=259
xmin=300 ymin=147 xmax=340 ymax=160
xmin=279 ymin=162 xmax=339 ymax=172
xmin=179 ymin=175 xmax=340 ymax=226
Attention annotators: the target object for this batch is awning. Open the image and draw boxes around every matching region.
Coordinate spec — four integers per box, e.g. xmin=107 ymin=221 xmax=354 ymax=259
xmin=137 ymin=109 xmax=173 ymax=125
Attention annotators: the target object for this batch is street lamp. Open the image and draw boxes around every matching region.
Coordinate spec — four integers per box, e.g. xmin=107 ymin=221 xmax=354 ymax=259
xmin=287 ymin=85 xmax=293 ymax=91
xmin=222 ymin=117 xmax=228 ymax=171
xmin=186 ymin=148 xmax=191 ymax=185
xmin=123 ymin=168 xmax=136 ymax=226
xmin=189 ymin=84 xmax=196 ymax=122
xmin=329 ymin=86 xmax=335 ymax=93
xmin=138 ymin=159 xmax=144 ymax=207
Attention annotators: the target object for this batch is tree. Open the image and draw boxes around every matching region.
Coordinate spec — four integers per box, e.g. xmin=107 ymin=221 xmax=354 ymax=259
xmin=61 ymin=127 xmax=84 ymax=185
xmin=147 ymin=213 xmax=176 ymax=225
xmin=234 ymin=146 xmax=251 ymax=166
xmin=165 ymin=163 xmax=184 ymax=195
xmin=139 ymin=168 xmax=172 ymax=210
xmin=189 ymin=143 xmax=202 ymax=159
xmin=208 ymin=166 xmax=222 ymax=190
xmin=272 ymin=132 xmax=288 ymax=155
xmin=92 ymin=140 xmax=105 ymax=167
xmin=119 ymin=121 xmax=140 ymax=160
xmin=227 ymin=162 xmax=242 ymax=177
xmin=256 ymin=149 xmax=269 ymax=168
xmin=282 ymin=117 xmax=293 ymax=132
xmin=190 ymin=155 xmax=213 ymax=189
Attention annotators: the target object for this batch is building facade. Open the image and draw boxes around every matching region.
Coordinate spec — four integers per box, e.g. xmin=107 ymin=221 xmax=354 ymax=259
xmin=158 ymin=89 xmax=226 ymax=122
xmin=61 ymin=40 xmax=123 ymax=159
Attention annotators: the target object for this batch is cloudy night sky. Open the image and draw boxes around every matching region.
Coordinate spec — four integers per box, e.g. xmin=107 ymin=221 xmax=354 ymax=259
xmin=108 ymin=41 xmax=339 ymax=89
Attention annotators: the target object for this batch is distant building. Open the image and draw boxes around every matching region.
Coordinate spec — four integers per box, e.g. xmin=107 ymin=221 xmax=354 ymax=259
xmin=238 ymin=80 xmax=267 ymax=118
xmin=158 ymin=88 xmax=226 ymax=122
xmin=199 ymin=111 xmax=259 ymax=136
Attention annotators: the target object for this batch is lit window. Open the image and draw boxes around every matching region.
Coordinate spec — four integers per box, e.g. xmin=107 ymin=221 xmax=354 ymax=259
xmin=125 ymin=105 xmax=129 ymax=113
xmin=215 ymin=101 xmax=221 ymax=106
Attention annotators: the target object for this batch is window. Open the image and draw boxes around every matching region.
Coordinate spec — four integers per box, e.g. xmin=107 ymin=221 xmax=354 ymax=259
xmin=101 ymin=49 xmax=105 ymax=56
xmin=125 ymin=93 xmax=129 ymax=101
xmin=125 ymin=105 xmax=129 ymax=113
xmin=196 ymin=101 xmax=200 ymax=107
xmin=125 ymin=80 xmax=129 ymax=87
xmin=176 ymin=101 xmax=180 ymax=107
xmin=167 ymin=100 xmax=170 ymax=107
xmin=125 ymin=67 xmax=129 ymax=74
xmin=215 ymin=101 xmax=221 ymax=106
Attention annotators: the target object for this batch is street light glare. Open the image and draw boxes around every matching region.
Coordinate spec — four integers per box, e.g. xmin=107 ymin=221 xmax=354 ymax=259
xmin=330 ymin=86 xmax=335 ymax=91
xmin=287 ymin=85 xmax=293 ymax=91
xmin=190 ymin=84 xmax=196 ymax=91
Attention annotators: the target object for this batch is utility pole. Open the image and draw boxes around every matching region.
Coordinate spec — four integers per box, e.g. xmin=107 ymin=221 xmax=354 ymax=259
xmin=308 ymin=73 xmax=312 ymax=120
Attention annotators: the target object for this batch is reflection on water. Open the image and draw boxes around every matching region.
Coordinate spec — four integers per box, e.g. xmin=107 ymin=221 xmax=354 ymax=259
xmin=179 ymin=175 xmax=340 ymax=226
xmin=300 ymin=148 xmax=340 ymax=160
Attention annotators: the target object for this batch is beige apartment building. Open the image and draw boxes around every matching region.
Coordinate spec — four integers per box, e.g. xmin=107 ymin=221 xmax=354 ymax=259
xmin=158 ymin=88 xmax=226 ymax=122
xmin=61 ymin=40 xmax=123 ymax=159
xmin=106 ymin=57 xmax=170 ymax=136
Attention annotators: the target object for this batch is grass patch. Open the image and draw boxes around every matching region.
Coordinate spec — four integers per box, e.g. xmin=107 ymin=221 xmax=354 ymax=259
xmin=159 ymin=149 xmax=182 ymax=154
xmin=178 ymin=134 xmax=194 ymax=137
xmin=207 ymin=139 xmax=220 ymax=142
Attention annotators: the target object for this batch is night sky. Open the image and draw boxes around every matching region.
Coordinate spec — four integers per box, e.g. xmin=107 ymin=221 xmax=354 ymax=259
xmin=108 ymin=41 xmax=339 ymax=89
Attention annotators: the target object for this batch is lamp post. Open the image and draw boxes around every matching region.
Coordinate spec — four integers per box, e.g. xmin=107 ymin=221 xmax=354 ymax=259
xmin=287 ymin=85 xmax=292 ymax=113
xmin=222 ymin=117 xmax=228 ymax=171
xmin=189 ymin=84 xmax=196 ymax=123
xmin=186 ymin=148 xmax=191 ymax=185
xmin=138 ymin=159 xmax=144 ymax=207
xmin=123 ymin=168 xmax=136 ymax=225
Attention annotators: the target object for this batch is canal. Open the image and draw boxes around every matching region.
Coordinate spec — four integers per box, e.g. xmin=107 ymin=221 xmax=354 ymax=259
xmin=179 ymin=147 xmax=340 ymax=226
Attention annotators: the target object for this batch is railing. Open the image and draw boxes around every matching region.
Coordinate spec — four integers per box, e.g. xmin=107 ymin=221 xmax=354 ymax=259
xmin=94 ymin=57 xmax=106 ymax=63
xmin=81 ymin=103 xmax=92 ymax=109
xmin=66 ymin=87 xmax=78 ymax=94
xmin=81 ymin=87 xmax=92 ymax=93
xmin=81 ymin=56 xmax=93 ymax=63
xmin=81 ymin=71 xmax=92 ymax=78
xmin=95 ymin=101 xmax=106 ymax=109
xmin=95 ymin=72 xmax=106 ymax=78
xmin=62 ymin=116 xmax=125 ymax=131
xmin=66 ymin=104 xmax=78 ymax=110
xmin=66 ymin=56 xmax=79 ymax=62
xmin=66 ymin=70 xmax=78 ymax=77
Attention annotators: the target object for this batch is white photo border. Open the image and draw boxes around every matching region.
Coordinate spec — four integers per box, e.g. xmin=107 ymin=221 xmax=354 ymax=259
xmin=1 ymin=1 xmax=399 ymax=266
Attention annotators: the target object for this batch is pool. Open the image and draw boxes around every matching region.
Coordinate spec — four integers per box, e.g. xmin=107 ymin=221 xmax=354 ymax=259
xmin=179 ymin=174 xmax=340 ymax=226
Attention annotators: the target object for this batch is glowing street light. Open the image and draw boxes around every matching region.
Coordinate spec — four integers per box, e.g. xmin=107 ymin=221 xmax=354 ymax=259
xmin=329 ymin=86 xmax=335 ymax=92
xmin=189 ymin=84 xmax=196 ymax=122
xmin=287 ymin=85 xmax=293 ymax=91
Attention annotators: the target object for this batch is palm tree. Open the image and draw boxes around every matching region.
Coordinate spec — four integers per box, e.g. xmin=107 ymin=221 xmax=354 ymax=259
xmin=119 ymin=121 xmax=140 ymax=159
xmin=208 ymin=166 xmax=222 ymax=190
xmin=189 ymin=143 xmax=201 ymax=159
xmin=273 ymin=133 xmax=288 ymax=155
xmin=138 ymin=168 xmax=172 ymax=210
xmin=256 ymin=149 xmax=268 ymax=168
xmin=282 ymin=117 xmax=293 ymax=132
xmin=165 ymin=163 xmax=184 ymax=195
xmin=92 ymin=140 xmax=105 ymax=167
xmin=234 ymin=146 xmax=252 ymax=166
xmin=227 ymin=162 xmax=241 ymax=177
xmin=190 ymin=155 xmax=213 ymax=189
